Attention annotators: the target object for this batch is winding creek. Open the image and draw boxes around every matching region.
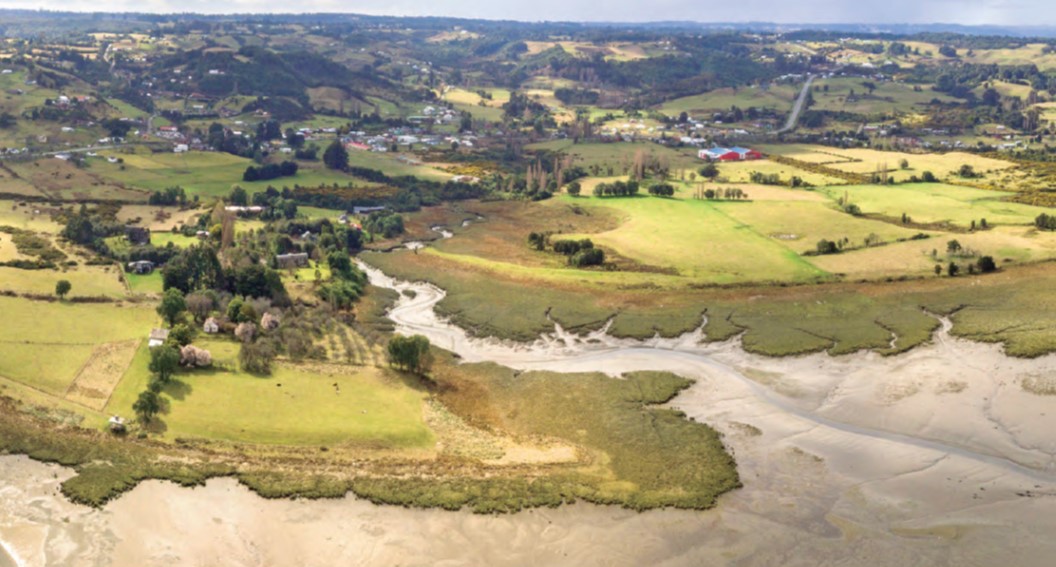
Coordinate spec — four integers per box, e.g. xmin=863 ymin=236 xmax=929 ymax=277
xmin=2 ymin=228 xmax=1056 ymax=565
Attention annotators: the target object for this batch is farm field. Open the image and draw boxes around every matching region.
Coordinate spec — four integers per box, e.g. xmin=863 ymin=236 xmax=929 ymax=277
xmin=760 ymin=144 xmax=1019 ymax=184
xmin=0 ymin=201 xmax=62 ymax=232
xmin=94 ymin=152 xmax=363 ymax=198
xmin=807 ymin=225 xmax=1056 ymax=278
xmin=8 ymin=159 xmax=149 ymax=202
xmin=810 ymin=78 xmax=958 ymax=114
xmin=0 ymin=263 xmax=127 ymax=297
xmin=821 ymin=183 xmax=1051 ymax=227
xmin=657 ymin=84 xmax=800 ymax=117
xmin=0 ymin=296 xmax=156 ymax=399
xmin=962 ymin=43 xmax=1056 ymax=70
xmin=107 ymin=340 xmax=435 ymax=447
xmin=344 ymin=151 xmax=453 ymax=181
xmin=116 ymin=205 xmax=201 ymax=231
xmin=561 ymin=193 xmax=828 ymax=283
xmin=715 ymin=158 xmax=848 ymax=186
xmin=527 ymin=140 xmax=701 ymax=172
xmin=442 ymin=87 xmax=506 ymax=122
xmin=715 ymin=199 xmax=928 ymax=256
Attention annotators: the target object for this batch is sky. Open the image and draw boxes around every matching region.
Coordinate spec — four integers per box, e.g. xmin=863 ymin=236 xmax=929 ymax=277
xmin=0 ymin=0 xmax=1049 ymax=26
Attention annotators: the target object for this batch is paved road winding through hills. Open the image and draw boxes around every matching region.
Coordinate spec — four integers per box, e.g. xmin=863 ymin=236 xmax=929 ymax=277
xmin=776 ymin=74 xmax=815 ymax=134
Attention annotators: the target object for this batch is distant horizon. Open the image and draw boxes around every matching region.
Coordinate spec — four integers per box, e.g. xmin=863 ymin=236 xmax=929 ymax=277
xmin=1 ymin=1 xmax=1055 ymax=31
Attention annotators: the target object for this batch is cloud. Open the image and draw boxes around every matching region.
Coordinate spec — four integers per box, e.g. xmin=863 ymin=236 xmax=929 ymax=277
xmin=0 ymin=0 xmax=1051 ymax=25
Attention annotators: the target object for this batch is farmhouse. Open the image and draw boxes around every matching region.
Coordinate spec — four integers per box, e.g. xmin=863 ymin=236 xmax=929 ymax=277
xmin=275 ymin=252 xmax=310 ymax=269
xmin=203 ymin=317 xmax=220 ymax=334
xmin=148 ymin=328 xmax=170 ymax=348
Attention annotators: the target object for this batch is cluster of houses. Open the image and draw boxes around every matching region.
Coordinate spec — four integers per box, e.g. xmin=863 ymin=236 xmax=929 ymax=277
xmin=341 ymin=128 xmax=479 ymax=153
xmin=698 ymin=147 xmax=764 ymax=161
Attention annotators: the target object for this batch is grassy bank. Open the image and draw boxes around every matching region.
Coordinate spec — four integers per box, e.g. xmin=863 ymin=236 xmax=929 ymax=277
xmin=364 ymin=244 xmax=1056 ymax=357
xmin=0 ymin=351 xmax=739 ymax=512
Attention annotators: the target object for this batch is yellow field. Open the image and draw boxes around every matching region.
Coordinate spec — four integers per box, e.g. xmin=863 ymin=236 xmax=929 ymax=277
xmin=717 ymin=200 xmax=927 ymax=256
xmin=117 ymin=205 xmax=202 ymax=231
xmin=716 ymin=159 xmax=848 ymax=186
xmin=808 ymin=225 xmax=1056 ymax=277
xmin=65 ymin=339 xmax=141 ymax=410
xmin=828 ymin=149 xmax=1016 ymax=182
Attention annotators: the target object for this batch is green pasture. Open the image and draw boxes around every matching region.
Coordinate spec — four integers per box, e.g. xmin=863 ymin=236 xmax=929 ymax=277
xmin=108 ymin=339 xmax=434 ymax=447
xmin=657 ymin=84 xmax=799 ymax=117
xmin=821 ymin=183 xmax=1048 ymax=227
xmin=0 ymin=296 xmax=156 ymax=395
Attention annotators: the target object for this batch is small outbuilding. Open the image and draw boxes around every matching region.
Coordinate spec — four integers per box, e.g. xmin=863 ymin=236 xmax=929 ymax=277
xmin=203 ymin=317 xmax=220 ymax=334
xmin=275 ymin=252 xmax=309 ymax=269
xmin=148 ymin=328 xmax=170 ymax=347
xmin=127 ymin=260 xmax=155 ymax=274
xmin=108 ymin=415 xmax=127 ymax=433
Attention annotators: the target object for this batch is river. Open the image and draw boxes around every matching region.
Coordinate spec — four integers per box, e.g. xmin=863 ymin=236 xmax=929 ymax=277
xmin=2 ymin=250 xmax=1055 ymax=565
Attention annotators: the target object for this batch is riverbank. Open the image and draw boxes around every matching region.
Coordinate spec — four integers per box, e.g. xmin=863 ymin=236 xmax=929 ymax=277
xmin=2 ymin=251 xmax=1055 ymax=565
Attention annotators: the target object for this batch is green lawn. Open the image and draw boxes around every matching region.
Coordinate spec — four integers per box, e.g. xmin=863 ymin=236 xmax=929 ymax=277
xmin=126 ymin=271 xmax=164 ymax=294
xmin=151 ymin=232 xmax=198 ymax=248
xmin=0 ymin=296 xmax=157 ymax=395
xmin=0 ymin=265 xmax=128 ymax=297
xmin=108 ymin=339 xmax=434 ymax=447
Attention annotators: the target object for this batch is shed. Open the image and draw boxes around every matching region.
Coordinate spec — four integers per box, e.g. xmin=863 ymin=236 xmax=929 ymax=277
xmin=108 ymin=415 xmax=127 ymax=433
xmin=203 ymin=317 xmax=220 ymax=334
xmin=275 ymin=252 xmax=309 ymax=270
xmin=148 ymin=328 xmax=170 ymax=347
xmin=730 ymin=147 xmax=763 ymax=160
xmin=127 ymin=260 xmax=155 ymax=274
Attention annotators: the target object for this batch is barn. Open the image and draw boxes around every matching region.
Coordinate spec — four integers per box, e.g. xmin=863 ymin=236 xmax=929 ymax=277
xmin=731 ymin=147 xmax=764 ymax=160
xmin=698 ymin=146 xmax=762 ymax=161
xmin=698 ymin=147 xmax=740 ymax=161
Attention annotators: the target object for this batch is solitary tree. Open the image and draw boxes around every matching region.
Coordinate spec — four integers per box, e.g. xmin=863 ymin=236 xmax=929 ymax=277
xmin=157 ymin=288 xmax=187 ymax=327
xmin=977 ymin=256 xmax=997 ymax=273
xmin=566 ymin=181 xmax=581 ymax=196
xmin=149 ymin=344 xmax=181 ymax=384
xmin=947 ymin=262 xmax=960 ymax=277
xmin=323 ymin=139 xmax=349 ymax=171
xmin=387 ymin=335 xmax=433 ymax=375
xmin=133 ymin=390 xmax=161 ymax=424
xmin=946 ymin=239 xmax=963 ymax=255
xmin=229 ymin=186 xmax=248 ymax=206
xmin=55 ymin=279 xmax=71 ymax=299
xmin=699 ymin=163 xmax=719 ymax=180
